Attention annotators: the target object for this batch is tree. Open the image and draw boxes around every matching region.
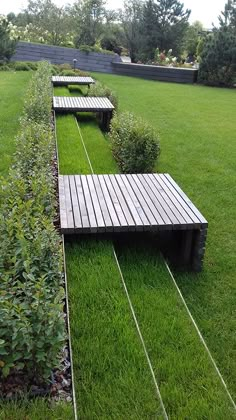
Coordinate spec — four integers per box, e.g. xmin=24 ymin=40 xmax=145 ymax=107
xmin=73 ymin=0 xmax=106 ymax=47
xmin=0 ymin=15 xmax=17 ymax=62
xmin=140 ymin=0 xmax=191 ymax=60
xmin=24 ymin=0 xmax=72 ymax=45
xmin=198 ymin=1 xmax=236 ymax=86
xmin=184 ymin=20 xmax=204 ymax=58
xmin=119 ymin=0 xmax=143 ymax=62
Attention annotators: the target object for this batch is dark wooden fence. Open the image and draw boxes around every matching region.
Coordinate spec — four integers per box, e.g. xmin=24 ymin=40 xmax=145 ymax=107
xmin=12 ymin=42 xmax=198 ymax=84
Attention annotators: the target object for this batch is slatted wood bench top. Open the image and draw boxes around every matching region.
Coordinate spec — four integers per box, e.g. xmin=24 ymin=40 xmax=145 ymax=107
xmin=52 ymin=76 xmax=95 ymax=85
xmin=53 ymin=96 xmax=114 ymax=112
xmin=59 ymin=173 xmax=207 ymax=234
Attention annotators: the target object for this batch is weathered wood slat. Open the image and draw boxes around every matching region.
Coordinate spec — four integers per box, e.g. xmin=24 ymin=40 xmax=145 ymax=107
xmin=52 ymin=76 xmax=95 ymax=85
xmin=58 ymin=174 xmax=208 ymax=235
xmin=53 ymin=96 xmax=114 ymax=112
xmin=69 ymin=175 xmax=82 ymax=231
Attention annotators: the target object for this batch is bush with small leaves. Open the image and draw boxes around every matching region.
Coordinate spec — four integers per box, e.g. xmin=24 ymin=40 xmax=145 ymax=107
xmin=88 ymin=81 xmax=118 ymax=110
xmin=109 ymin=112 xmax=160 ymax=173
xmin=0 ymin=60 xmax=66 ymax=384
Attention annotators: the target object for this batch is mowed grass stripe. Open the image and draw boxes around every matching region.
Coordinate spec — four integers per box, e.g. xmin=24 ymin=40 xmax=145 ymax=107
xmin=65 ymin=239 xmax=163 ymax=419
xmin=115 ymin=239 xmax=235 ymax=418
xmin=0 ymin=71 xmax=32 ymax=177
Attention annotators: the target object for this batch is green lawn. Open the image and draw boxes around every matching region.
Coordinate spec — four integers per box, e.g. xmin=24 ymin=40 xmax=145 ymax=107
xmin=55 ymin=78 xmax=236 ymax=418
xmin=0 ymin=72 xmax=74 ymax=420
xmin=91 ymin=72 xmax=236 ymax=400
xmin=0 ymin=71 xmax=32 ymax=177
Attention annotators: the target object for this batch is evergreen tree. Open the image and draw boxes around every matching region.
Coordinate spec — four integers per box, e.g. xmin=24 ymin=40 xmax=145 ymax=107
xmin=199 ymin=1 xmax=236 ymax=86
xmin=141 ymin=0 xmax=190 ymax=60
xmin=119 ymin=0 xmax=143 ymax=62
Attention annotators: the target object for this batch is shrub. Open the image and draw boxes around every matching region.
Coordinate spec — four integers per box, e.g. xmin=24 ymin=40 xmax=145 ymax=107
xmin=23 ymin=61 xmax=52 ymax=125
xmin=198 ymin=28 xmax=236 ymax=86
xmin=109 ymin=112 xmax=160 ymax=173
xmin=88 ymin=81 xmax=118 ymax=110
xmin=0 ymin=60 xmax=66 ymax=383
xmin=0 ymin=15 xmax=16 ymax=61
xmin=14 ymin=62 xmax=31 ymax=71
xmin=60 ymin=69 xmax=77 ymax=76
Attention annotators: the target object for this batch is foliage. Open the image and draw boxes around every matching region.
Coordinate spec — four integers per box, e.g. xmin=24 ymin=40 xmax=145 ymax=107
xmin=140 ymin=0 xmax=190 ymax=61
xmin=198 ymin=1 xmax=236 ymax=87
xmin=184 ymin=20 xmax=204 ymax=58
xmin=14 ymin=61 xmax=31 ymax=71
xmin=78 ymin=44 xmax=114 ymax=54
xmin=88 ymin=81 xmax=118 ymax=110
xmin=109 ymin=112 xmax=160 ymax=173
xmin=21 ymin=0 xmax=73 ymax=46
xmin=153 ymin=47 xmax=178 ymax=66
xmin=0 ymin=15 xmax=17 ymax=61
xmin=0 ymin=61 xmax=66 ymax=383
xmin=73 ymin=0 xmax=106 ymax=47
xmin=119 ymin=0 xmax=143 ymax=62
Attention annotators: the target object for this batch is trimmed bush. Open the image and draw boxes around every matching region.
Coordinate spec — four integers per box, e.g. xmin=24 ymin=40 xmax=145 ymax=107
xmin=14 ymin=62 xmax=31 ymax=71
xmin=88 ymin=81 xmax=118 ymax=110
xmin=109 ymin=112 xmax=160 ymax=173
xmin=0 ymin=61 xmax=66 ymax=383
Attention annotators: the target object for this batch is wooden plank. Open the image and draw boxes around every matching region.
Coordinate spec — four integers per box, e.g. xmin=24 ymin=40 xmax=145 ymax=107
xmin=150 ymin=174 xmax=195 ymax=228
xmin=131 ymin=174 xmax=166 ymax=228
xmin=58 ymin=175 xmax=68 ymax=233
xmin=145 ymin=174 xmax=187 ymax=228
xmin=103 ymin=174 xmax=128 ymax=228
xmin=162 ymin=174 xmax=208 ymax=227
xmin=109 ymin=175 xmax=136 ymax=230
xmin=154 ymin=174 xmax=199 ymax=227
xmin=115 ymin=174 xmax=144 ymax=231
xmin=140 ymin=174 xmax=178 ymax=227
xmin=93 ymin=175 xmax=113 ymax=232
xmin=74 ymin=175 xmax=90 ymax=232
xmin=69 ymin=175 xmax=82 ymax=231
xmin=126 ymin=174 xmax=158 ymax=228
xmin=86 ymin=175 xmax=105 ymax=232
xmin=80 ymin=175 xmax=98 ymax=232
xmin=63 ymin=175 xmax=75 ymax=232
xmin=97 ymin=175 xmax=121 ymax=230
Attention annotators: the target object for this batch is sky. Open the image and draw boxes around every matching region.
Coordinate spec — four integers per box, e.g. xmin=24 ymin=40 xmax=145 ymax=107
xmin=0 ymin=0 xmax=227 ymax=29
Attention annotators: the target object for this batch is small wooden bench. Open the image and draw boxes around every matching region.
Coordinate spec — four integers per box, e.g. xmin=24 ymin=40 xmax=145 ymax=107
xmin=53 ymin=96 xmax=114 ymax=130
xmin=52 ymin=76 xmax=95 ymax=87
xmin=59 ymin=173 xmax=208 ymax=271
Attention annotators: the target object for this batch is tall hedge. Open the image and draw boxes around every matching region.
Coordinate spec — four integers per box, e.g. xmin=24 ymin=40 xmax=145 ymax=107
xmin=0 ymin=62 xmax=66 ymax=382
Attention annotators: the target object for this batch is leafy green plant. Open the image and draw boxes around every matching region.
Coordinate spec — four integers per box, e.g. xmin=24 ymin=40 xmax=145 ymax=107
xmin=0 ymin=61 xmax=66 ymax=384
xmin=109 ymin=112 xmax=160 ymax=173
xmin=14 ymin=62 xmax=31 ymax=71
xmin=88 ymin=81 xmax=118 ymax=110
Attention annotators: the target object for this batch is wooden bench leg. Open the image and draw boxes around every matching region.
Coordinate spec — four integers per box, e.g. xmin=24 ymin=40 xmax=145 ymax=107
xmin=192 ymin=227 xmax=208 ymax=272
xmin=180 ymin=230 xmax=193 ymax=267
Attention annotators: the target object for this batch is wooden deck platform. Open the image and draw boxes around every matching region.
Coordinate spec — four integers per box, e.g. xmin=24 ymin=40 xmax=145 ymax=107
xmin=52 ymin=76 xmax=95 ymax=86
xmin=59 ymin=174 xmax=208 ymax=271
xmin=53 ymin=96 xmax=114 ymax=130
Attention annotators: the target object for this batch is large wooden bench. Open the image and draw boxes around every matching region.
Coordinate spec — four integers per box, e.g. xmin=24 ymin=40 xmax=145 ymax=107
xmin=52 ymin=76 xmax=95 ymax=87
xmin=59 ymin=173 xmax=208 ymax=271
xmin=53 ymin=96 xmax=114 ymax=130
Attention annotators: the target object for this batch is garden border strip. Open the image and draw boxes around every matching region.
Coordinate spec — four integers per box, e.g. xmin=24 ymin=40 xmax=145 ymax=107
xmin=74 ymin=116 xmax=169 ymax=418
xmin=164 ymin=260 xmax=236 ymax=412
xmin=54 ymin=111 xmax=77 ymax=420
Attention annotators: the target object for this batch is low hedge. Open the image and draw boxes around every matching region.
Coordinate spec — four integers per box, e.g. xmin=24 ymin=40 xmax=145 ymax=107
xmin=88 ymin=81 xmax=118 ymax=111
xmin=109 ymin=112 xmax=160 ymax=173
xmin=0 ymin=61 xmax=66 ymax=383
